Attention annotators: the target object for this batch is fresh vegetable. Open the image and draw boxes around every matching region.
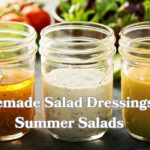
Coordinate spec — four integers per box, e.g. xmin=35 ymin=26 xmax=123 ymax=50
xmin=144 ymin=0 xmax=150 ymax=20
xmin=59 ymin=0 xmax=95 ymax=21
xmin=58 ymin=0 xmax=149 ymax=28
xmin=1 ymin=13 xmax=28 ymax=23
xmin=0 ymin=0 xmax=51 ymax=32
xmin=114 ymin=54 xmax=121 ymax=82
xmin=22 ymin=5 xmax=51 ymax=32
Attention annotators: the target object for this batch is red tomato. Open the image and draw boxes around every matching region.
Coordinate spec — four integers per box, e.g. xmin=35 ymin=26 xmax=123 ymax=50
xmin=1 ymin=13 xmax=29 ymax=23
xmin=22 ymin=5 xmax=51 ymax=32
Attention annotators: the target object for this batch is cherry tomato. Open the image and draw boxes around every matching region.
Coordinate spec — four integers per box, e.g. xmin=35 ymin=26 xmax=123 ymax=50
xmin=22 ymin=5 xmax=51 ymax=32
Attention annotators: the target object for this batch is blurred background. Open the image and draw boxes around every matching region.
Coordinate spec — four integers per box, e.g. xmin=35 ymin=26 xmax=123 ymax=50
xmin=0 ymin=0 xmax=149 ymax=81
xmin=0 ymin=0 xmax=149 ymax=36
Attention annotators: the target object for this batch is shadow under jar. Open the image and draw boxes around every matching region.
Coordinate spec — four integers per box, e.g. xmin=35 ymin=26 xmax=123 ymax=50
xmin=40 ymin=22 xmax=116 ymax=142
xmin=0 ymin=21 xmax=37 ymax=141
xmin=119 ymin=22 xmax=150 ymax=142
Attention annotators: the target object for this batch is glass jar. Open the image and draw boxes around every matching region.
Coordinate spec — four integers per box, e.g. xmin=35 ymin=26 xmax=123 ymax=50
xmin=0 ymin=21 xmax=37 ymax=141
xmin=119 ymin=22 xmax=150 ymax=141
xmin=40 ymin=22 xmax=115 ymax=142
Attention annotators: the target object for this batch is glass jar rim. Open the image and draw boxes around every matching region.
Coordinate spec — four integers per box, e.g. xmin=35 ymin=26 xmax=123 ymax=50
xmin=119 ymin=21 xmax=150 ymax=60
xmin=0 ymin=21 xmax=37 ymax=63
xmin=120 ymin=21 xmax=150 ymax=47
xmin=0 ymin=21 xmax=37 ymax=52
xmin=41 ymin=21 xmax=115 ymax=48
xmin=41 ymin=21 xmax=115 ymax=45
xmin=40 ymin=22 xmax=116 ymax=64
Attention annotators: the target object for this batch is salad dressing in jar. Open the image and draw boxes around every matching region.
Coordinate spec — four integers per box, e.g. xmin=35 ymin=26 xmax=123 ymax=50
xmin=119 ymin=22 xmax=150 ymax=141
xmin=0 ymin=21 xmax=37 ymax=141
xmin=40 ymin=22 xmax=116 ymax=142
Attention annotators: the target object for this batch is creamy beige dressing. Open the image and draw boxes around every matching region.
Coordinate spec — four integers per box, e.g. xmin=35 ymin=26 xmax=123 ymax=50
xmin=43 ymin=68 xmax=113 ymax=139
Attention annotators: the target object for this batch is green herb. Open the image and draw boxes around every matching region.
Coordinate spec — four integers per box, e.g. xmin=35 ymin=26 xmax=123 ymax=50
xmin=114 ymin=54 xmax=121 ymax=81
xmin=59 ymin=0 xmax=146 ymax=28
xmin=60 ymin=0 xmax=95 ymax=21
xmin=91 ymin=0 xmax=118 ymax=22
xmin=59 ymin=1 xmax=71 ymax=13
xmin=144 ymin=0 xmax=150 ymax=20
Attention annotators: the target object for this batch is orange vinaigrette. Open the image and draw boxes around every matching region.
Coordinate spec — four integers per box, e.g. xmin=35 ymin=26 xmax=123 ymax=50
xmin=0 ymin=70 xmax=35 ymax=140
xmin=122 ymin=67 xmax=150 ymax=139
xmin=119 ymin=22 xmax=150 ymax=141
xmin=0 ymin=21 xmax=37 ymax=141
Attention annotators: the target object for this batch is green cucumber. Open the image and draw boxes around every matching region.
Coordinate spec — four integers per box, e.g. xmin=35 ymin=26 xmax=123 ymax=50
xmin=114 ymin=53 xmax=121 ymax=81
